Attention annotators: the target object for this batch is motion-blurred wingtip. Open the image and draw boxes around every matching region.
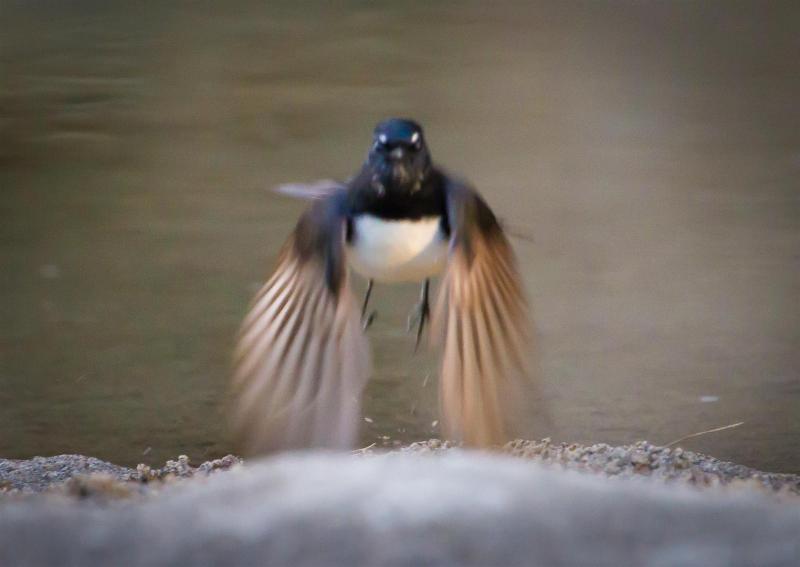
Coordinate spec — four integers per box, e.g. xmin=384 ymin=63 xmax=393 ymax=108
xmin=273 ymin=179 xmax=346 ymax=200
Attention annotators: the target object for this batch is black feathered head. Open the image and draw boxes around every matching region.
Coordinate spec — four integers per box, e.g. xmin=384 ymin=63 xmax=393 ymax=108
xmin=367 ymin=118 xmax=431 ymax=195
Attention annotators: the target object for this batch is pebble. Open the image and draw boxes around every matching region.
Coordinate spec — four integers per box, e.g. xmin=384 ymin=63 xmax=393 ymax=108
xmin=2 ymin=440 xmax=799 ymax=500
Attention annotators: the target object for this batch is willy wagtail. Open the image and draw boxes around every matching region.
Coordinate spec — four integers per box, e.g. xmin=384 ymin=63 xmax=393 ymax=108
xmin=232 ymin=118 xmax=532 ymax=454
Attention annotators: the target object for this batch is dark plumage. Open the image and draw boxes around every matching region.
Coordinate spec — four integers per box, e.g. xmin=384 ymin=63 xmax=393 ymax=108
xmin=231 ymin=118 xmax=532 ymax=454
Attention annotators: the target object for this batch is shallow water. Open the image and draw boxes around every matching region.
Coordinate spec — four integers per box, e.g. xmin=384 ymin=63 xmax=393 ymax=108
xmin=1 ymin=1 xmax=798 ymax=471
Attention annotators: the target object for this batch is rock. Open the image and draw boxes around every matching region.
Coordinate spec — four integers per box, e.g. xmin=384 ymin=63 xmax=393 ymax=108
xmin=0 ymin=452 xmax=799 ymax=567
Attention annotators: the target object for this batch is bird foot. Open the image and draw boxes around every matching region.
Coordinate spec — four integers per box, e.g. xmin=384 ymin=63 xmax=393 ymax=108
xmin=406 ymin=304 xmax=424 ymax=333
xmin=361 ymin=279 xmax=376 ymax=331
xmin=406 ymin=282 xmax=430 ymax=352
xmin=363 ymin=310 xmax=377 ymax=331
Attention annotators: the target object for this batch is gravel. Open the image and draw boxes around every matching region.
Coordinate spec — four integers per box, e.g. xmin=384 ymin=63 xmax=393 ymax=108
xmin=1 ymin=439 xmax=798 ymax=498
xmin=399 ymin=439 xmax=800 ymax=496
xmin=0 ymin=455 xmax=133 ymax=493
xmin=0 ymin=454 xmax=241 ymax=497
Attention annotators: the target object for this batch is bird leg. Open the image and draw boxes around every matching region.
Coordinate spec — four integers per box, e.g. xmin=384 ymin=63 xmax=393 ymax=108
xmin=361 ymin=279 xmax=377 ymax=330
xmin=407 ymin=279 xmax=430 ymax=352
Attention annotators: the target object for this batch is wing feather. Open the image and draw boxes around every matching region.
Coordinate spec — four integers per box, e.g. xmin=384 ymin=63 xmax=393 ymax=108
xmin=433 ymin=183 xmax=533 ymax=447
xmin=231 ymin=201 xmax=371 ymax=455
xmin=274 ymin=179 xmax=347 ymax=200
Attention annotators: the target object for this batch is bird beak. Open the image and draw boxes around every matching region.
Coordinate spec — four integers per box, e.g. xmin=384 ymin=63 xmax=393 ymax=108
xmin=390 ymin=147 xmax=404 ymax=161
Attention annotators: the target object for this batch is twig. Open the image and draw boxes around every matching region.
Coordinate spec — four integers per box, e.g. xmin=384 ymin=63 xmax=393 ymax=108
xmin=351 ymin=442 xmax=376 ymax=454
xmin=664 ymin=421 xmax=745 ymax=448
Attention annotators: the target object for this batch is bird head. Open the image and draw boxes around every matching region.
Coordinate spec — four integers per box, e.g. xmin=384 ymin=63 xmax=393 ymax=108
xmin=367 ymin=118 xmax=431 ymax=196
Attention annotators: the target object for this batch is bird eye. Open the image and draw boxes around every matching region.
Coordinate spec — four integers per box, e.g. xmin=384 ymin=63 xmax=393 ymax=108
xmin=410 ymin=132 xmax=421 ymax=150
xmin=374 ymin=134 xmax=389 ymax=152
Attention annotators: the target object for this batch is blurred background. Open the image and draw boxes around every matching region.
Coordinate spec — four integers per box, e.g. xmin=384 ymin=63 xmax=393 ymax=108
xmin=1 ymin=1 xmax=798 ymax=472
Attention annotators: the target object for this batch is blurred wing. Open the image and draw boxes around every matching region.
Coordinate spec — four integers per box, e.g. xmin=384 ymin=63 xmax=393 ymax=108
xmin=274 ymin=179 xmax=347 ymax=200
xmin=433 ymin=181 xmax=533 ymax=447
xmin=231 ymin=197 xmax=370 ymax=455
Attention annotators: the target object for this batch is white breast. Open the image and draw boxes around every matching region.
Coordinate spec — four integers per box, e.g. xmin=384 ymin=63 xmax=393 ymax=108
xmin=347 ymin=215 xmax=448 ymax=282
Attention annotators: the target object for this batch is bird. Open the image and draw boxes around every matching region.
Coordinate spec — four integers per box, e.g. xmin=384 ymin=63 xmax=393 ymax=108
xmin=231 ymin=118 xmax=532 ymax=455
